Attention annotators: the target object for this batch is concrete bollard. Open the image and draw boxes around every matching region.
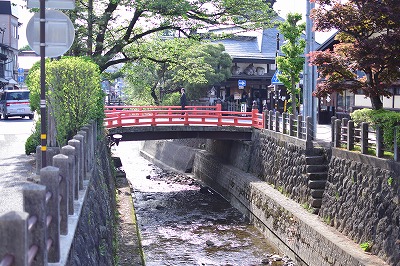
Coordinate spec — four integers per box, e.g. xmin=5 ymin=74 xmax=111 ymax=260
xmin=40 ymin=166 xmax=60 ymax=263
xmin=74 ymin=133 xmax=86 ymax=181
xmin=77 ymin=129 xmax=88 ymax=179
xmin=0 ymin=211 xmax=29 ymax=266
xmin=21 ymin=183 xmax=48 ymax=266
xmin=61 ymin=145 xmax=76 ymax=214
xmin=72 ymin=134 xmax=85 ymax=189
xmin=53 ymin=154 xmax=70 ymax=235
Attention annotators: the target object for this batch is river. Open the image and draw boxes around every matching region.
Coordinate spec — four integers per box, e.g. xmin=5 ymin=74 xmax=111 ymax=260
xmin=114 ymin=141 xmax=295 ymax=266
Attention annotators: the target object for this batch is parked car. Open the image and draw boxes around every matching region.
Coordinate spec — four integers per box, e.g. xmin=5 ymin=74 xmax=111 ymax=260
xmin=0 ymin=89 xmax=34 ymax=120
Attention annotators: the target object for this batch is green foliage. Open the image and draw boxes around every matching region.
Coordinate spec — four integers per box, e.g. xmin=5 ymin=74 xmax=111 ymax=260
xmin=360 ymin=241 xmax=372 ymax=252
xmin=310 ymin=1 xmax=400 ymax=110
xmin=123 ymin=38 xmax=232 ymax=105
xmin=351 ymin=108 xmax=400 ymax=150
xmin=66 ymin=0 xmax=277 ymax=72
xmin=25 ymin=120 xmax=41 ymax=155
xmin=388 ymin=177 xmax=393 ymax=186
xmin=27 ymin=57 xmax=104 ymax=146
xmin=276 ymin=13 xmax=306 ymax=116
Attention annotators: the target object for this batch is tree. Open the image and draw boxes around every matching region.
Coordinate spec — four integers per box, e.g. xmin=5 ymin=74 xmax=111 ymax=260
xmin=66 ymin=0 xmax=277 ymax=72
xmin=309 ymin=0 xmax=400 ymax=110
xmin=26 ymin=57 xmax=104 ymax=146
xmin=123 ymin=38 xmax=232 ymax=105
xmin=276 ymin=13 xmax=306 ymax=116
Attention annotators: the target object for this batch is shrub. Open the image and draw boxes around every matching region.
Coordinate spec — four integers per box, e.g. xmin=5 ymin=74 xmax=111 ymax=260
xmin=25 ymin=120 xmax=40 ymax=155
xmin=351 ymin=108 xmax=400 ymax=150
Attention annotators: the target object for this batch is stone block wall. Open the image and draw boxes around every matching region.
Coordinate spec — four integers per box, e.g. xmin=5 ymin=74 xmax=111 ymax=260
xmin=320 ymin=148 xmax=400 ymax=266
xmin=67 ymin=139 xmax=117 ymax=265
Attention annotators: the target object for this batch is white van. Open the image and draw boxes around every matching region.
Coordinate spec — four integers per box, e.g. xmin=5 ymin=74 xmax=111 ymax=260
xmin=0 ymin=89 xmax=34 ymax=120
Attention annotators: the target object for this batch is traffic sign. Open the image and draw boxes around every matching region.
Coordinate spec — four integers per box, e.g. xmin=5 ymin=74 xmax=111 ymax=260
xmin=26 ymin=10 xmax=75 ymax=58
xmin=271 ymin=70 xmax=283 ymax=85
xmin=18 ymin=68 xmax=24 ymax=74
xmin=17 ymin=76 xmax=25 ymax=83
xmin=238 ymin=80 xmax=246 ymax=87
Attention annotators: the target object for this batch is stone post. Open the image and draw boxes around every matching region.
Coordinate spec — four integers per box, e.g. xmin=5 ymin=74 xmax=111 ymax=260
xmin=40 ymin=166 xmax=60 ymax=262
xmin=306 ymin=116 xmax=313 ymax=141
xmin=82 ymin=126 xmax=92 ymax=174
xmin=289 ymin=114 xmax=294 ymax=136
xmin=263 ymin=110 xmax=268 ymax=130
xmin=268 ymin=110 xmax=273 ymax=130
xmin=52 ymin=154 xmax=69 ymax=235
xmin=376 ymin=125 xmax=383 ymax=158
xmin=0 ymin=211 xmax=29 ymax=266
xmin=297 ymin=115 xmax=303 ymax=139
xmin=35 ymin=146 xmax=60 ymax=175
xmin=21 ymin=183 xmax=47 ymax=266
xmin=331 ymin=116 xmax=337 ymax=144
xmin=334 ymin=119 xmax=341 ymax=148
xmin=77 ymin=130 xmax=88 ymax=180
xmin=282 ymin=112 xmax=287 ymax=135
xmin=395 ymin=127 xmax=400 ymax=162
xmin=73 ymin=134 xmax=85 ymax=186
xmin=61 ymin=145 xmax=76 ymax=214
xmin=361 ymin=122 xmax=368 ymax=154
xmin=347 ymin=120 xmax=354 ymax=150
xmin=68 ymin=139 xmax=81 ymax=198
xmin=275 ymin=111 xmax=280 ymax=132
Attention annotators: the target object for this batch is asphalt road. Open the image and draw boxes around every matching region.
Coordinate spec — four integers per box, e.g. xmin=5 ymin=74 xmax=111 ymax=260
xmin=0 ymin=116 xmax=37 ymax=188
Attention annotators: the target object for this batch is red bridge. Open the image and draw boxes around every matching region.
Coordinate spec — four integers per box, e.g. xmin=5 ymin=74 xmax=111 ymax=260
xmin=105 ymin=104 xmax=264 ymax=129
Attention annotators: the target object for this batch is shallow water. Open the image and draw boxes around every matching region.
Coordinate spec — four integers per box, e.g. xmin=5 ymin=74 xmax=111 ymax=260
xmin=115 ymin=142 xmax=294 ymax=266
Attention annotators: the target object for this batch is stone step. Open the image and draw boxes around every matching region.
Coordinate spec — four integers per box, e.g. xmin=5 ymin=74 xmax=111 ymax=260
xmin=308 ymin=180 xmax=327 ymax=189
xmin=311 ymin=189 xmax=325 ymax=198
xmin=306 ymin=164 xmax=327 ymax=173
xmin=305 ymin=156 xmax=325 ymax=165
xmin=308 ymin=172 xmax=328 ymax=181
xmin=310 ymin=198 xmax=323 ymax=208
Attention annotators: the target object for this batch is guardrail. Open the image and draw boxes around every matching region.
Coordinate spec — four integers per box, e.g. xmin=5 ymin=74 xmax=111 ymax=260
xmin=332 ymin=117 xmax=400 ymax=160
xmin=0 ymin=121 xmax=97 ymax=265
xmin=104 ymin=103 xmax=264 ymax=129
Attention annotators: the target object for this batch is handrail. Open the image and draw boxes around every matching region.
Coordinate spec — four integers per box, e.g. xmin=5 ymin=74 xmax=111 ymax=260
xmin=104 ymin=104 xmax=264 ymax=129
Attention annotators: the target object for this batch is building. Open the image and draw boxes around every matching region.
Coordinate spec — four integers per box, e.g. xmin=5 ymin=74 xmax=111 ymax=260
xmin=0 ymin=0 xmax=20 ymax=90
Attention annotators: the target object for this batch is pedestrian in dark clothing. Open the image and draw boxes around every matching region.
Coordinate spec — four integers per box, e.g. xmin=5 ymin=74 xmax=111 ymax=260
xmin=180 ymin=88 xmax=187 ymax=118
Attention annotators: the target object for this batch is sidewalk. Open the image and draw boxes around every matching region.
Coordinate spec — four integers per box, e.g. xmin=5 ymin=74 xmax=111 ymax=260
xmin=315 ymin=123 xmax=332 ymax=143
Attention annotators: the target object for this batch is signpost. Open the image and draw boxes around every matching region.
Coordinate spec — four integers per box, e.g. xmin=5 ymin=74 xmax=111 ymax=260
xmin=26 ymin=0 xmax=75 ymax=168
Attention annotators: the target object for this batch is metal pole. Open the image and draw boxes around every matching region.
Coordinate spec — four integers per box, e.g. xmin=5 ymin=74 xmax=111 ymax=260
xmin=304 ymin=0 xmax=316 ymax=138
xmin=40 ymin=0 xmax=47 ymax=167
xmin=275 ymin=33 xmax=280 ymax=111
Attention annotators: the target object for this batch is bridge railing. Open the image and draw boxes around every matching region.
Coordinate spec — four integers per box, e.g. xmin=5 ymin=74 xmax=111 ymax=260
xmin=0 ymin=121 xmax=97 ymax=265
xmin=105 ymin=104 xmax=265 ymax=129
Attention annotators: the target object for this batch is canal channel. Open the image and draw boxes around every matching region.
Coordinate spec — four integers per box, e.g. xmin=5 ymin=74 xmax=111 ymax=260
xmin=115 ymin=141 xmax=296 ymax=266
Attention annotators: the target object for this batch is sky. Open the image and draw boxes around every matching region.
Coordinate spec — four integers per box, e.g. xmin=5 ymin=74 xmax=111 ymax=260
xmin=15 ymin=0 xmax=335 ymax=49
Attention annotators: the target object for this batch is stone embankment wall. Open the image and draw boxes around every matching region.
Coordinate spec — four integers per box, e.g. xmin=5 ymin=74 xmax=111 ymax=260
xmin=320 ymin=148 xmax=400 ymax=266
xmin=67 ymin=139 xmax=117 ymax=265
xmin=141 ymin=128 xmax=392 ymax=266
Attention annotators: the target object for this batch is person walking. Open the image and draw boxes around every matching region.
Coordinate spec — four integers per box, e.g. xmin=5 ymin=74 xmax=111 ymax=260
xmin=180 ymin=88 xmax=187 ymax=118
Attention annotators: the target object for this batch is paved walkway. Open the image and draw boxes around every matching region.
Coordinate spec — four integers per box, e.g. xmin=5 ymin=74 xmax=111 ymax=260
xmin=315 ymin=124 xmax=332 ymax=143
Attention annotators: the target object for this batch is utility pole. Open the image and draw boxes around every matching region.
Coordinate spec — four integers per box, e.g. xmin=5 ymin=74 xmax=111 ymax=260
xmin=303 ymin=0 xmax=317 ymax=137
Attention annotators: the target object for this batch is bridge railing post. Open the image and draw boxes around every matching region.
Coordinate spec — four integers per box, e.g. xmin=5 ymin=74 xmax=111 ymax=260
xmin=268 ymin=110 xmax=273 ymax=130
xmin=67 ymin=139 xmax=81 ymax=199
xmin=73 ymin=134 xmax=85 ymax=183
